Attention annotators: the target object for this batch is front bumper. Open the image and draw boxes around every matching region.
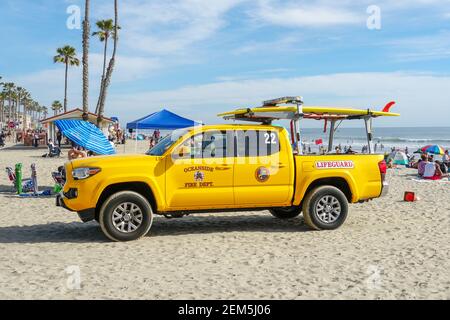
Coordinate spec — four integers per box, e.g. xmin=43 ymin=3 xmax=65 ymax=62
xmin=56 ymin=193 xmax=96 ymax=223
xmin=380 ymin=181 xmax=389 ymax=197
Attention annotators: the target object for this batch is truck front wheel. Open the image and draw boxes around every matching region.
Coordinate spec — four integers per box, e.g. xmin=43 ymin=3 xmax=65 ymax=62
xmin=269 ymin=207 xmax=302 ymax=219
xmin=302 ymin=186 xmax=348 ymax=230
xmin=99 ymin=191 xmax=154 ymax=242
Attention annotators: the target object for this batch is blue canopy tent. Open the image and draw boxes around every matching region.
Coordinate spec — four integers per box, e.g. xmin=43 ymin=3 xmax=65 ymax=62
xmin=55 ymin=120 xmax=116 ymax=155
xmin=126 ymin=109 xmax=199 ymax=130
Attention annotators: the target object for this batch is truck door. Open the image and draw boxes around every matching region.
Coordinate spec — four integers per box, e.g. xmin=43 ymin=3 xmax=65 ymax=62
xmin=234 ymin=129 xmax=293 ymax=207
xmin=165 ymin=130 xmax=235 ymax=210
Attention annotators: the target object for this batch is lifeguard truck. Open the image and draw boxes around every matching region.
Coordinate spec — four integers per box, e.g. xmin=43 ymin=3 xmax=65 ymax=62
xmin=57 ymin=97 xmax=399 ymax=242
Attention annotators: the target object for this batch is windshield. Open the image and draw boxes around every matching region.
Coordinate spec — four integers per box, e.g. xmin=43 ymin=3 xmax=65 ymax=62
xmin=146 ymin=129 xmax=190 ymax=156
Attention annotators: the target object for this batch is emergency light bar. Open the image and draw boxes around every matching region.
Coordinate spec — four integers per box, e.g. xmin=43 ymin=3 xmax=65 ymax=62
xmin=262 ymin=96 xmax=304 ymax=107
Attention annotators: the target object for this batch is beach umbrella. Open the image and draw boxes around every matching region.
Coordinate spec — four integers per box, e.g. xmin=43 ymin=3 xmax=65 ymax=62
xmin=54 ymin=120 xmax=116 ymax=155
xmin=420 ymin=145 xmax=444 ymax=155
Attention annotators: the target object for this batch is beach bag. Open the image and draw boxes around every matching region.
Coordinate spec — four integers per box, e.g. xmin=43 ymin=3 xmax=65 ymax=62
xmin=441 ymin=163 xmax=448 ymax=174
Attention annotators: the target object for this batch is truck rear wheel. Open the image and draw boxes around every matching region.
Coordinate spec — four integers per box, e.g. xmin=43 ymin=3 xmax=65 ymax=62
xmin=99 ymin=191 xmax=154 ymax=242
xmin=269 ymin=207 xmax=302 ymax=219
xmin=302 ymin=186 xmax=348 ymax=230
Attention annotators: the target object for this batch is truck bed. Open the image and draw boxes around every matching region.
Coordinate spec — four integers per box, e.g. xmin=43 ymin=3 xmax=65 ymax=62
xmin=293 ymin=154 xmax=385 ymax=205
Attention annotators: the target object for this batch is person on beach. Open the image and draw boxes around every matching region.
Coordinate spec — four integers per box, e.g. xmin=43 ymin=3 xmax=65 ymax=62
xmin=47 ymin=139 xmax=61 ymax=157
xmin=68 ymin=143 xmax=88 ymax=160
xmin=346 ymin=146 xmax=356 ymax=154
xmin=442 ymin=150 xmax=449 ymax=166
xmin=0 ymin=130 xmax=5 ymax=147
xmin=417 ymin=154 xmax=428 ymax=176
xmin=33 ymin=130 xmax=40 ymax=148
xmin=56 ymin=130 xmax=62 ymax=148
xmin=423 ymin=160 xmax=447 ymax=180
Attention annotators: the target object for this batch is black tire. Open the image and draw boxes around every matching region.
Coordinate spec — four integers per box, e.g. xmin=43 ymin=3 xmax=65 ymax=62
xmin=99 ymin=191 xmax=153 ymax=242
xmin=302 ymin=186 xmax=348 ymax=230
xmin=269 ymin=207 xmax=302 ymax=219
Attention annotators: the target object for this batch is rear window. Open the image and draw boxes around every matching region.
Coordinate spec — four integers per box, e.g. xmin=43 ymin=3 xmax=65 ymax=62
xmin=236 ymin=130 xmax=280 ymax=157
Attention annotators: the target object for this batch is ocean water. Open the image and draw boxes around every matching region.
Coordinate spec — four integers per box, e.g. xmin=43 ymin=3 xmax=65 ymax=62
xmin=299 ymin=127 xmax=450 ymax=152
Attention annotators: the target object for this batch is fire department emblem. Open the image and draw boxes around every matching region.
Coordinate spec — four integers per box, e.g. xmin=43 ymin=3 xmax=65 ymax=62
xmin=194 ymin=171 xmax=205 ymax=182
xmin=255 ymin=167 xmax=270 ymax=183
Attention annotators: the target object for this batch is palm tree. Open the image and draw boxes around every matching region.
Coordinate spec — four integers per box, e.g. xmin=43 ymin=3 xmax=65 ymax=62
xmin=0 ymin=91 xmax=5 ymax=124
xmin=22 ymin=92 xmax=31 ymax=131
xmin=0 ymin=76 xmax=3 ymax=123
xmin=97 ymin=0 xmax=119 ymax=127
xmin=54 ymin=46 xmax=80 ymax=113
xmin=15 ymin=87 xmax=26 ymax=124
xmin=2 ymin=82 xmax=16 ymax=124
xmin=92 ymin=19 xmax=120 ymax=114
xmin=42 ymin=106 xmax=49 ymax=120
xmin=82 ymin=0 xmax=90 ymax=121
xmin=51 ymin=100 xmax=63 ymax=116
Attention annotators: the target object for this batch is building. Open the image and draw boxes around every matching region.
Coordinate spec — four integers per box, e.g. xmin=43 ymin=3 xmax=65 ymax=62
xmin=40 ymin=109 xmax=114 ymax=143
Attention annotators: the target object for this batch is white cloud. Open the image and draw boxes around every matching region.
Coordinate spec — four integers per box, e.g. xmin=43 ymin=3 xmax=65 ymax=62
xmin=105 ymin=72 xmax=450 ymax=127
xmin=11 ymin=54 xmax=162 ymax=109
xmin=250 ymin=0 xmax=450 ymax=28
xmin=388 ymin=31 xmax=450 ymax=62
xmin=90 ymin=54 xmax=162 ymax=82
xmin=251 ymin=0 xmax=363 ymax=27
xmin=96 ymin=0 xmax=245 ymax=55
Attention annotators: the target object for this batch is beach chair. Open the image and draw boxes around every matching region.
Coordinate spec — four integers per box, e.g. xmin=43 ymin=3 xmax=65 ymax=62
xmin=5 ymin=167 xmax=34 ymax=193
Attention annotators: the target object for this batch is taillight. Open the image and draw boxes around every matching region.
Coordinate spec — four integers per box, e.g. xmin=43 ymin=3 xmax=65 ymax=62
xmin=378 ymin=160 xmax=387 ymax=174
xmin=378 ymin=160 xmax=387 ymax=181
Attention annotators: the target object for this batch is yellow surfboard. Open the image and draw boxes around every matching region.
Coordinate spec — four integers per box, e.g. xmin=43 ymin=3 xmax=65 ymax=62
xmin=218 ymin=105 xmax=400 ymax=119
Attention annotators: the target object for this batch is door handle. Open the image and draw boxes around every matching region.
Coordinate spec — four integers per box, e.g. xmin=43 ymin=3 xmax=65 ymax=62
xmin=215 ymin=164 xmax=232 ymax=170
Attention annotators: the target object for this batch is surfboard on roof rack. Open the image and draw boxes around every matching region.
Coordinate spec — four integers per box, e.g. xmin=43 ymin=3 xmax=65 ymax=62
xmin=218 ymin=97 xmax=400 ymax=155
xmin=218 ymin=101 xmax=400 ymax=123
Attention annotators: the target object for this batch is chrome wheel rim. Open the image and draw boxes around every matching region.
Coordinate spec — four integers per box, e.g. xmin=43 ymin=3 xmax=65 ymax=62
xmin=112 ymin=202 xmax=144 ymax=233
xmin=315 ymin=195 xmax=341 ymax=224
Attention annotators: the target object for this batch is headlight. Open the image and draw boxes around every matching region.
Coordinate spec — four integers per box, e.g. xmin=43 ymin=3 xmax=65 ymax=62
xmin=72 ymin=167 xmax=101 ymax=180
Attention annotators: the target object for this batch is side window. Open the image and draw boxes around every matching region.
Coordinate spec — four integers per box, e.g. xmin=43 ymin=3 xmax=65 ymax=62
xmin=178 ymin=131 xmax=233 ymax=159
xmin=236 ymin=130 xmax=280 ymax=157
xmin=202 ymin=131 xmax=227 ymax=158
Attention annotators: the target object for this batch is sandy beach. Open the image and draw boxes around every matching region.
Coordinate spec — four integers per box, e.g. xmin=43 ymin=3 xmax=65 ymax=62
xmin=0 ymin=142 xmax=449 ymax=300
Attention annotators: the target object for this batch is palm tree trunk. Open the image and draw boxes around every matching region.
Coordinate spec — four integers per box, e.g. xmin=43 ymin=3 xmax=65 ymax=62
xmin=95 ymin=37 xmax=108 ymax=115
xmin=8 ymin=94 xmax=12 ymax=123
xmin=23 ymin=104 xmax=27 ymax=131
xmin=64 ymin=61 xmax=69 ymax=113
xmin=97 ymin=0 xmax=118 ymax=127
xmin=0 ymin=98 xmax=3 ymax=124
xmin=82 ymin=0 xmax=90 ymax=121
xmin=16 ymin=97 xmax=20 ymax=125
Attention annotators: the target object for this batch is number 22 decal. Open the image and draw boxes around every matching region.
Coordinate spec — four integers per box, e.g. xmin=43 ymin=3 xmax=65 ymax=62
xmin=264 ymin=133 xmax=277 ymax=144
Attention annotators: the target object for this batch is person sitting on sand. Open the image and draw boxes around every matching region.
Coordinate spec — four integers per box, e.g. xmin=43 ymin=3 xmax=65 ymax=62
xmin=68 ymin=146 xmax=87 ymax=160
xmin=423 ymin=158 xmax=448 ymax=180
xmin=417 ymin=154 xmax=429 ymax=176
xmin=436 ymin=160 xmax=448 ymax=175
xmin=48 ymin=139 xmax=61 ymax=157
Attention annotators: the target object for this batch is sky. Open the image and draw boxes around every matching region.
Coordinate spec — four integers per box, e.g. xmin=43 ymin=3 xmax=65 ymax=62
xmin=0 ymin=0 xmax=450 ymax=127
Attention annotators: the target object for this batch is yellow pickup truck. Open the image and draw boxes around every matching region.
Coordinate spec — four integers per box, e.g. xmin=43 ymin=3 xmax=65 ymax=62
xmin=57 ymin=97 xmax=397 ymax=242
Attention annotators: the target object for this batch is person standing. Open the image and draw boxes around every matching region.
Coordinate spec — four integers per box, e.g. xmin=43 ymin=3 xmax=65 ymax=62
xmin=442 ymin=150 xmax=449 ymax=165
xmin=56 ymin=130 xmax=63 ymax=148
xmin=33 ymin=130 xmax=40 ymax=148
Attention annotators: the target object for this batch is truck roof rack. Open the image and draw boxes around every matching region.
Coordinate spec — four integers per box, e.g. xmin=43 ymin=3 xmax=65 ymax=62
xmin=218 ymin=98 xmax=400 ymax=155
